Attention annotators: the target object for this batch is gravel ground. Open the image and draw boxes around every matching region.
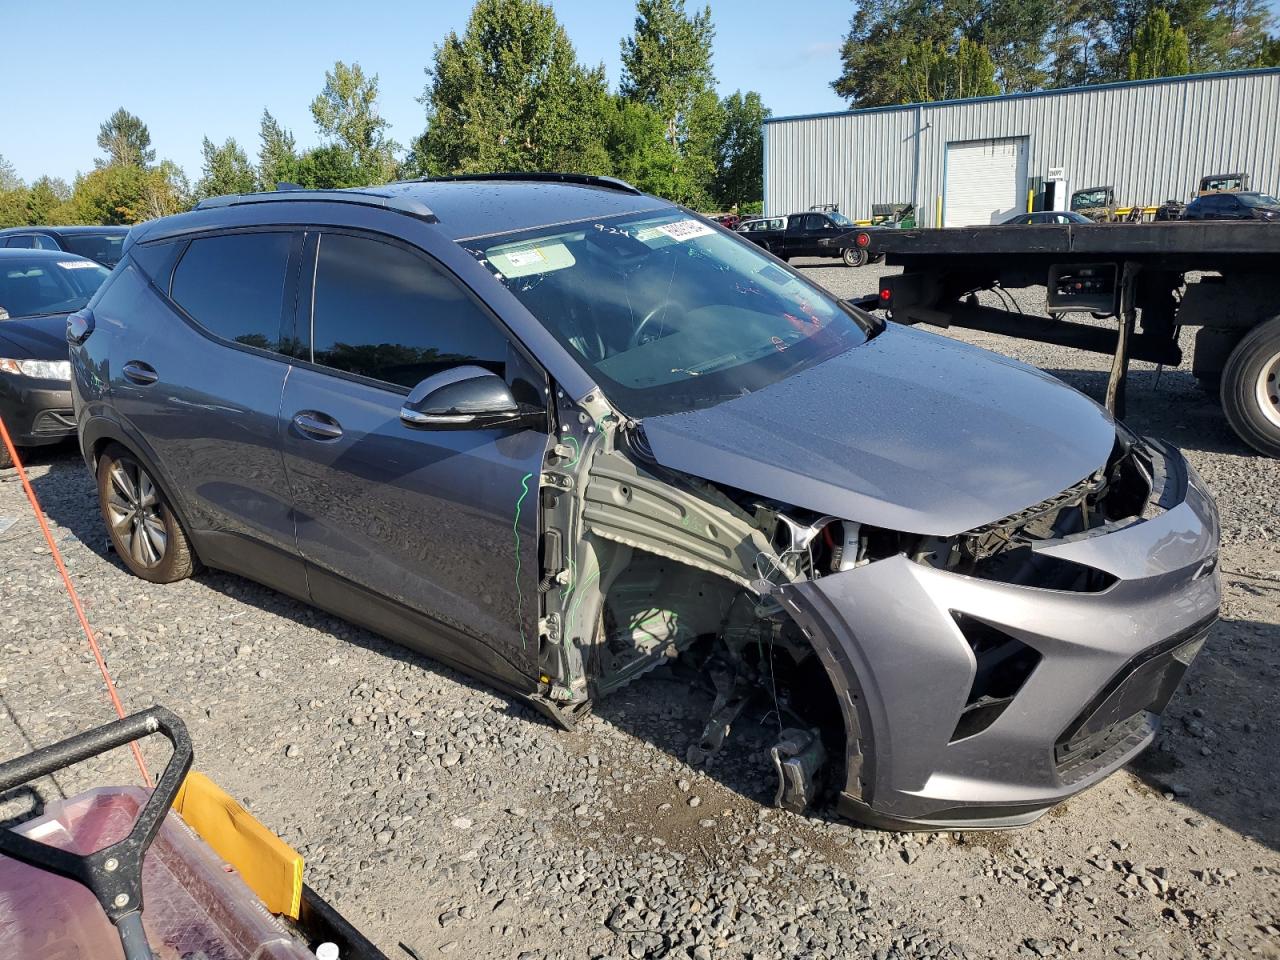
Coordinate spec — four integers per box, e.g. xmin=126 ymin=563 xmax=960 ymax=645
xmin=2 ymin=259 xmax=1278 ymax=960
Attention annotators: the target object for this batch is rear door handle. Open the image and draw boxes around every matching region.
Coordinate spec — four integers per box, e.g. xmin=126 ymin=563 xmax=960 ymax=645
xmin=122 ymin=360 xmax=158 ymax=385
xmin=292 ymin=411 xmax=344 ymax=441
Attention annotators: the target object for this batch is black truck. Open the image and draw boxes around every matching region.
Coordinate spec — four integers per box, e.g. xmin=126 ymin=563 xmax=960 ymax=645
xmin=738 ymin=211 xmax=879 ymax=267
xmin=857 ymin=220 xmax=1280 ymax=457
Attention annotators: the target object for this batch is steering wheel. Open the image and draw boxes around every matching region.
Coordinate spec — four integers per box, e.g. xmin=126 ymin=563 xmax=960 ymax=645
xmin=629 ymin=300 xmax=684 ymax=350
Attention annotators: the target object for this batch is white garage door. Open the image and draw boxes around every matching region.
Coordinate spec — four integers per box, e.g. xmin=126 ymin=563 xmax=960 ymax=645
xmin=944 ymin=138 xmax=1028 ymax=226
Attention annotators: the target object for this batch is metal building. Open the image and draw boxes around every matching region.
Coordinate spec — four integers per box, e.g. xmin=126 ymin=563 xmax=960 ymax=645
xmin=763 ymin=67 xmax=1280 ymax=227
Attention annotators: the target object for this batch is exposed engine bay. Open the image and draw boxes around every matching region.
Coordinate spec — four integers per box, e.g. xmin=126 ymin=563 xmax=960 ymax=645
xmin=531 ymin=390 xmax=1162 ymax=817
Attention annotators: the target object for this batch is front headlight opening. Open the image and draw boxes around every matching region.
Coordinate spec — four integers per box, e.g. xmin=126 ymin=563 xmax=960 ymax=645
xmin=0 ymin=358 xmax=71 ymax=380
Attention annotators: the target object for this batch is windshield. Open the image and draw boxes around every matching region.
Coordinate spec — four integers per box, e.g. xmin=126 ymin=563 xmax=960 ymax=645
xmin=1072 ymin=189 xmax=1109 ymax=208
xmin=1240 ymin=193 xmax=1280 ymax=207
xmin=62 ymin=233 xmax=126 ymax=267
xmin=0 ymin=256 xmax=110 ymax=320
xmin=829 ymin=212 xmax=854 ymax=227
xmin=477 ymin=210 xmax=873 ymax=417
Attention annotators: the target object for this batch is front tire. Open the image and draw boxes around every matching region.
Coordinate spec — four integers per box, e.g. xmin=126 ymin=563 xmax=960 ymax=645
xmin=1221 ymin=316 xmax=1280 ymax=458
xmin=842 ymin=246 xmax=869 ymax=268
xmin=96 ymin=444 xmax=197 ymax=583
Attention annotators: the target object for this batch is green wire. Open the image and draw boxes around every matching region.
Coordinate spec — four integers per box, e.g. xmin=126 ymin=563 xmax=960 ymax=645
xmin=513 ymin=471 xmax=533 ymax=648
xmin=562 ymin=434 xmax=581 ymax=468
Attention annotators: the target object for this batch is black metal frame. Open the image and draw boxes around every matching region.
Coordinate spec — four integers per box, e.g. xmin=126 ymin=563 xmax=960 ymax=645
xmin=0 ymin=707 xmax=192 ymax=960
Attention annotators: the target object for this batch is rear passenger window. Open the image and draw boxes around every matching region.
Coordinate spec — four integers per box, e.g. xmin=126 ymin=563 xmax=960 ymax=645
xmin=309 ymin=233 xmax=508 ymax=389
xmin=171 ymin=233 xmax=291 ymax=352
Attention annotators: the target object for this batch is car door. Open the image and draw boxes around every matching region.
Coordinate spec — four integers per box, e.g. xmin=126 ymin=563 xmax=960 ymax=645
xmin=1222 ymin=196 xmax=1248 ymax=220
xmin=107 ymin=229 xmax=306 ymax=595
xmin=279 ymin=229 xmax=549 ymax=687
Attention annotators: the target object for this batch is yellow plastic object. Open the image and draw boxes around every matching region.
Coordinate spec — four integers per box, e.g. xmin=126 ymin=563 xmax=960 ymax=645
xmin=173 ymin=771 xmax=304 ymax=919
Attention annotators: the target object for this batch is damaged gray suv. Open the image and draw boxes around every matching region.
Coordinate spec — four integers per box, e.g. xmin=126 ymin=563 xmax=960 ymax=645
xmin=70 ymin=174 xmax=1220 ymax=829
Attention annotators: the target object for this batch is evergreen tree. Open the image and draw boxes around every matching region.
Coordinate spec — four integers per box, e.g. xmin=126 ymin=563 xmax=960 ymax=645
xmin=96 ymin=108 xmax=155 ymax=168
xmin=419 ymin=0 xmax=613 ymax=176
xmin=257 ymin=109 xmax=299 ymax=189
xmin=1127 ymin=7 xmax=1192 ymax=78
xmin=196 ymin=137 xmax=257 ymax=198
xmin=25 ymin=176 xmax=71 ymax=224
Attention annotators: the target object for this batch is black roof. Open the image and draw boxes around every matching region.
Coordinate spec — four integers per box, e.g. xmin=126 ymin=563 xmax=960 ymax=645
xmin=185 ymin=174 xmax=668 ymax=242
xmin=0 ymin=225 xmax=130 ymax=237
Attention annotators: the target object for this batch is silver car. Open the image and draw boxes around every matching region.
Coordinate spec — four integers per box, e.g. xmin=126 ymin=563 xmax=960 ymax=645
xmin=71 ymin=176 xmax=1219 ymax=830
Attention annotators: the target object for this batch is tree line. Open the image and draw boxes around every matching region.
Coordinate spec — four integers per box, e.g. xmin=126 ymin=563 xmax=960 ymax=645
xmin=0 ymin=0 xmax=768 ymax=230
xmin=4 ymin=0 xmax=1276 ymax=230
xmin=833 ymin=0 xmax=1280 ymax=106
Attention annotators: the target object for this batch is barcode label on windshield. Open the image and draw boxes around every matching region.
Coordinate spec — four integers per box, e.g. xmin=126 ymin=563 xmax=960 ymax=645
xmin=656 ymin=219 xmax=715 ymax=242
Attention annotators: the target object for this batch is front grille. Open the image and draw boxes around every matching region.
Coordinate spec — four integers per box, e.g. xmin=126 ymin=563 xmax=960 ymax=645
xmin=31 ymin=409 xmax=76 ymax=436
xmin=1054 ymin=615 xmax=1215 ymax=783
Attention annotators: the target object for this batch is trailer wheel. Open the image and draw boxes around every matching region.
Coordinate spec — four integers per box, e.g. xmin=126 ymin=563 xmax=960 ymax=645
xmin=842 ymin=246 xmax=869 ymax=268
xmin=1221 ymin=316 xmax=1280 ymax=458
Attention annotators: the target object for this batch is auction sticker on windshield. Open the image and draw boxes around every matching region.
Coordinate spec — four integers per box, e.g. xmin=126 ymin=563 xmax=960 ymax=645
xmin=656 ymin=219 xmax=716 ymax=242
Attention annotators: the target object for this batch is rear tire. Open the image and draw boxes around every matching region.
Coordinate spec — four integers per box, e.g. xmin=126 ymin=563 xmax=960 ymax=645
xmin=0 ymin=444 xmax=12 ymax=469
xmin=842 ymin=246 xmax=868 ymax=268
xmin=1221 ymin=316 xmax=1280 ymax=458
xmin=96 ymin=443 xmax=197 ymax=583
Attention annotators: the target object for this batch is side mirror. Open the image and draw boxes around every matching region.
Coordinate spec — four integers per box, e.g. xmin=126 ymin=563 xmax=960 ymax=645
xmin=400 ymin=366 xmax=539 ymax=431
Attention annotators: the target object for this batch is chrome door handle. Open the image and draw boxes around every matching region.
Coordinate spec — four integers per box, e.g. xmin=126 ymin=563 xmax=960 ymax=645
xmin=292 ymin=411 xmax=344 ymax=441
xmin=122 ymin=360 xmax=158 ymax=385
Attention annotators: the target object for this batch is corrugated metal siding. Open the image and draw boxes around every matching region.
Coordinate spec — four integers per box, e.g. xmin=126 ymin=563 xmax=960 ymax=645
xmin=765 ymin=70 xmax=1280 ymax=226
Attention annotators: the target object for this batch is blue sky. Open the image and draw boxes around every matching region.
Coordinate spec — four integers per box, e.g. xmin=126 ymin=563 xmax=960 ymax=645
xmin=2 ymin=0 xmax=850 ymax=184
xmin=5 ymin=1 xmax=1278 ymax=185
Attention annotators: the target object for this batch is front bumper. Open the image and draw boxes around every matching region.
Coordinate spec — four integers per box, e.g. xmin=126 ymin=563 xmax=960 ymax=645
xmin=780 ymin=440 xmax=1220 ymax=830
xmin=0 ymin=376 xmax=75 ymax=447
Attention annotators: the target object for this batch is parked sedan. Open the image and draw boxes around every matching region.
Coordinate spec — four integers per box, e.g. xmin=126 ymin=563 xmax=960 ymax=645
xmin=1182 ymin=191 xmax=1280 ymax=222
xmin=1002 ymin=211 xmax=1093 ymax=225
xmin=71 ymin=176 xmax=1219 ymax=830
xmin=0 ymin=226 xmax=130 ymax=267
xmin=0 ymin=249 xmax=110 ymax=466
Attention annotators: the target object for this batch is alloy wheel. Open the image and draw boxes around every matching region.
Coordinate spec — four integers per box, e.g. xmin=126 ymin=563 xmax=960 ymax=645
xmin=105 ymin=459 xmax=168 ymax=568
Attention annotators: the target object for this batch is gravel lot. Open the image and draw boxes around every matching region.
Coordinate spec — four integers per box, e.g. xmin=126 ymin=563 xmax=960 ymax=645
xmin=2 ymin=260 xmax=1278 ymax=960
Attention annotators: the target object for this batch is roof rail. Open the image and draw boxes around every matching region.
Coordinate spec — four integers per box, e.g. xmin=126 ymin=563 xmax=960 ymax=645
xmin=417 ymin=172 xmax=643 ymax=195
xmin=195 ymin=187 xmax=436 ymax=221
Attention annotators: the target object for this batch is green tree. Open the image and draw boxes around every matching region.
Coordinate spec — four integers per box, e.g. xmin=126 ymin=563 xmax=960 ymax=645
xmin=603 ymin=98 xmax=685 ymax=198
xmin=1127 ymin=6 xmax=1192 ymax=78
xmin=1259 ymin=33 xmax=1280 ymax=66
xmin=69 ymin=162 xmax=188 ymax=225
xmin=25 ymin=176 xmax=71 ymax=224
xmin=903 ymin=37 xmax=1001 ymax=101
xmin=0 ymin=155 xmax=21 ymax=192
xmin=291 ymin=145 xmax=367 ymax=190
xmin=96 ymin=108 xmax=155 ymax=168
xmin=257 ymin=109 xmax=299 ymax=189
xmin=419 ymin=0 xmax=613 ymax=176
xmin=310 ymin=61 xmax=399 ymax=183
xmin=197 ymin=137 xmax=257 ymax=198
xmin=712 ymin=91 xmax=769 ymax=211
xmin=0 ymin=155 xmax=25 ymax=227
xmin=619 ymin=0 xmax=716 ymax=148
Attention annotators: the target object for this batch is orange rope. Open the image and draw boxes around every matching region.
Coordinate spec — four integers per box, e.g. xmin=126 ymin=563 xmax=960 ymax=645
xmin=0 ymin=415 xmax=152 ymax=787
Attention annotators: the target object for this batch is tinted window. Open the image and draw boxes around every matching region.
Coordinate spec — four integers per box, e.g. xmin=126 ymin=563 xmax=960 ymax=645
xmin=171 ymin=232 xmax=291 ymax=352
xmin=130 ymin=240 xmax=185 ymax=292
xmin=5 ymin=236 xmax=37 ymax=249
xmin=63 ymin=233 xmax=127 ymax=267
xmin=32 ymin=235 xmax=61 ymax=251
xmin=310 ymin=233 xmax=508 ymax=389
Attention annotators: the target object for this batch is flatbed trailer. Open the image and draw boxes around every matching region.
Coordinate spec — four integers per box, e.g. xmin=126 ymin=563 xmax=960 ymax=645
xmin=860 ymin=221 xmax=1280 ymax=456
